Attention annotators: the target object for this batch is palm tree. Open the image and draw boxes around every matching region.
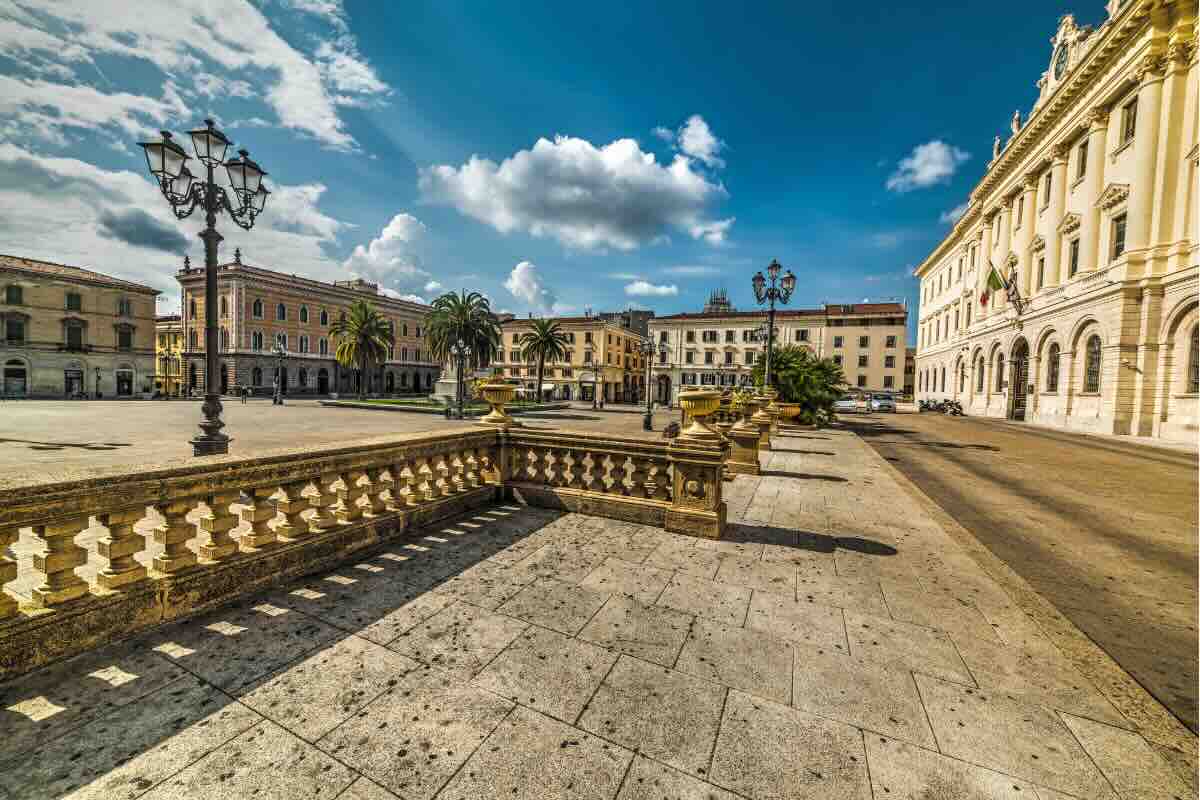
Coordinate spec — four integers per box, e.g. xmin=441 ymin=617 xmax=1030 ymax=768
xmin=424 ymin=290 xmax=501 ymax=370
xmin=751 ymin=344 xmax=845 ymax=424
xmin=330 ymin=299 xmax=393 ymax=399
xmin=519 ymin=318 xmax=570 ymax=402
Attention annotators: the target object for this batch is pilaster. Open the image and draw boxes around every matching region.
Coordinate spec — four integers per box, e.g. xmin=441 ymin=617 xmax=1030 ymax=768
xmin=1078 ymin=108 xmax=1109 ymax=277
xmin=1047 ymin=143 xmax=1071 ymax=286
xmin=1125 ymin=55 xmax=1167 ymax=268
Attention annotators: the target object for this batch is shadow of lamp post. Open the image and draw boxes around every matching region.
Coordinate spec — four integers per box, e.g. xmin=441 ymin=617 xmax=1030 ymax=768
xmin=138 ymin=119 xmax=270 ymax=456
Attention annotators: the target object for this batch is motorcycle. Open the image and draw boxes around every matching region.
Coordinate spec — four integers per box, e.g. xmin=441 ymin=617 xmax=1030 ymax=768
xmin=942 ymin=400 xmax=965 ymax=416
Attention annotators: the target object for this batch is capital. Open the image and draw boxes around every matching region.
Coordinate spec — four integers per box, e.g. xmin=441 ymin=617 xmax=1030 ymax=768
xmin=1132 ymin=53 xmax=1166 ymax=84
xmin=1087 ymin=105 xmax=1110 ymax=131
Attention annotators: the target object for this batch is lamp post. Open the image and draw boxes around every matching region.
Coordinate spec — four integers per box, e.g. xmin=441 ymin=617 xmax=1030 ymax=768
xmin=94 ymin=366 xmax=101 ymax=399
xmin=751 ymin=259 xmax=796 ymax=390
xmin=638 ymin=339 xmax=667 ymax=431
xmin=450 ymin=339 xmax=472 ymax=419
xmin=272 ymin=341 xmax=285 ymax=406
xmin=138 ymin=120 xmax=270 ymax=456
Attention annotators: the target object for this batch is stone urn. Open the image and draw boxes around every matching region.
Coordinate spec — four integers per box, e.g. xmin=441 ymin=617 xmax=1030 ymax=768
xmin=732 ymin=394 xmax=761 ymax=434
xmin=478 ymin=381 xmax=520 ymax=427
xmin=676 ymin=388 xmax=722 ymax=444
xmin=777 ymin=402 xmax=803 ymax=424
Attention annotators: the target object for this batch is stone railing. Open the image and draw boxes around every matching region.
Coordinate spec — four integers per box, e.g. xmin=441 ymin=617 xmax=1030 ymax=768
xmin=0 ymin=422 xmax=729 ymax=680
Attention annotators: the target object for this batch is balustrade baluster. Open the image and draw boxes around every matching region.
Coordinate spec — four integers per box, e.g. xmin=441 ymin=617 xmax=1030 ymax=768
xmin=566 ymin=449 xmax=585 ymax=489
xmin=385 ymin=462 xmax=408 ymax=510
xmin=30 ymin=516 xmax=90 ymax=607
xmin=652 ymin=463 xmax=673 ymax=501
xmin=240 ymin=487 xmax=279 ymax=550
xmin=275 ymin=480 xmax=311 ymax=539
xmin=476 ymin=446 xmax=493 ymax=485
xmin=433 ymin=454 xmax=452 ymax=497
xmin=0 ymin=527 xmax=18 ymax=619
xmin=450 ymin=452 xmax=467 ymax=493
xmin=548 ymin=448 xmax=567 ymax=486
xmin=402 ymin=461 xmax=423 ymax=506
xmin=464 ymin=449 xmax=480 ymax=489
xmin=310 ymin=473 xmax=340 ymax=532
xmin=153 ymin=498 xmax=198 ymax=573
xmin=363 ymin=467 xmax=390 ymax=514
xmin=587 ymin=452 xmax=607 ymax=493
xmin=96 ymin=507 xmax=149 ymax=589
xmin=416 ymin=457 xmax=437 ymax=501
xmin=630 ymin=458 xmax=650 ymax=499
xmin=609 ymin=454 xmax=629 ymax=496
xmin=335 ymin=470 xmax=366 ymax=524
xmin=198 ymin=492 xmax=239 ymax=562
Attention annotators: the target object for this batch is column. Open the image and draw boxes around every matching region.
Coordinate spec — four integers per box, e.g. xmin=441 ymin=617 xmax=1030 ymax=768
xmin=1017 ymin=177 xmax=1038 ymax=296
xmin=977 ymin=218 xmax=994 ymax=318
xmin=995 ymin=200 xmax=1012 ymax=311
xmin=1125 ymin=56 xmax=1166 ymax=265
xmin=1046 ymin=144 xmax=1070 ymax=285
xmin=1078 ymin=106 xmax=1110 ymax=274
xmin=1150 ymin=44 xmax=1188 ymax=254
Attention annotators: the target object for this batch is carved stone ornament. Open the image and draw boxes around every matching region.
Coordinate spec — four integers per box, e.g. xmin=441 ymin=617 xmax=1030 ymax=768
xmin=1165 ymin=40 xmax=1196 ymax=67
xmin=1132 ymin=53 xmax=1166 ymax=83
xmin=1094 ymin=182 xmax=1130 ymax=211
xmin=1057 ymin=212 xmax=1082 ymax=235
xmin=1031 ymin=234 xmax=1046 ymax=252
xmin=1005 ymin=252 xmax=1019 ymax=270
xmin=1087 ymin=105 xmax=1109 ymax=130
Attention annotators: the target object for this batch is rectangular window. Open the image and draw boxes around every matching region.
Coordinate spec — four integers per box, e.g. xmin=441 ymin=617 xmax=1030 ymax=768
xmin=833 ymin=355 xmax=842 ymax=365
xmin=1111 ymin=214 xmax=1127 ymax=260
xmin=4 ymin=285 xmax=22 ymax=305
xmin=583 ymin=351 xmax=592 ymax=363
xmin=856 ymin=375 xmax=867 ymax=387
xmin=704 ymin=351 xmax=713 ymax=364
xmin=66 ymin=292 xmax=81 ymax=311
xmin=857 ymin=355 xmax=868 ymax=367
xmin=833 ymin=336 xmax=843 ymax=348
xmin=796 ymin=329 xmax=809 ymax=342
xmin=685 ymin=331 xmax=695 ymax=343
xmin=66 ymin=325 xmax=83 ymax=350
xmin=1043 ymin=171 xmax=1052 ymax=203
xmin=858 ymin=336 xmax=869 ymax=348
xmin=1015 ymin=196 xmax=1024 ymax=227
xmin=659 ymin=331 xmax=667 ymax=343
xmin=1076 ymin=139 xmax=1088 ymax=181
xmin=884 ymin=375 xmax=894 ymax=388
xmin=118 ymin=328 xmax=132 ymax=351
xmin=724 ymin=351 xmax=733 ymax=365
xmin=744 ymin=351 xmax=754 ymax=365
xmin=885 ymin=355 xmax=895 ymax=368
xmin=1069 ymin=238 xmax=1081 ymax=277
xmin=886 ymin=335 xmax=896 ymax=347
xmin=1121 ymin=97 xmax=1137 ymax=145
xmin=5 ymin=318 xmax=23 ymax=343
xmin=724 ymin=330 xmax=734 ymax=343
xmin=1037 ymin=256 xmax=1046 ymax=289
xmin=685 ymin=351 xmax=694 ymax=364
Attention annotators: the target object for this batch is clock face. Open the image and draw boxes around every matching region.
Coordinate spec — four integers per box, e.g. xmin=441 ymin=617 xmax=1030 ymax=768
xmin=1054 ymin=45 xmax=1068 ymax=79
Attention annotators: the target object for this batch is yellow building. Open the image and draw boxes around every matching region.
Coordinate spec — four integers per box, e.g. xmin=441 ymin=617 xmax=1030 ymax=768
xmin=176 ymin=251 xmax=438 ymax=396
xmin=0 ymin=254 xmax=159 ymax=398
xmin=155 ymin=314 xmax=184 ymax=397
xmin=915 ymin=3 xmax=1197 ymax=444
xmin=496 ymin=315 xmax=649 ymax=403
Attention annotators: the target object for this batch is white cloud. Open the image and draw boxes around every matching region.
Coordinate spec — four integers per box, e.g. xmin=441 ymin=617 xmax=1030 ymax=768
xmin=651 ymin=125 xmax=674 ymax=142
xmin=662 ymin=264 xmax=719 ymax=276
xmin=0 ymin=75 xmax=188 ymax=144
xmin=341 ymin=212 xmax=433 ymax=296
xmin=607 ymin=272 xmax=642 ymax=280
xmin=886 ymin=140 xmax=969 ymax=192
xmin=688 ymin=217 xmax=734 ymax=245
xmin=1 ymin=0 xmax=390 ymax=151
xmin=939 ymin=202 xmax=969 ymax=223
xmin=419 ymin=134 xmax=731 ymax=251
xmin=625 ymin=280 xmax=678 ymax=297
xmin=504 ymin=260 xmax=558 ymax=313
xmin=676 ymin=115 xmax=725 ymax=168
xmin=423 ymin=280 xmax=443 ymax=293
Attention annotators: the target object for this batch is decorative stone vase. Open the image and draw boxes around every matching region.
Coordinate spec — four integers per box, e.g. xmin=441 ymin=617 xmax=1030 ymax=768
xmin=732 ymin=395 xmax=761 ymax=433
xmin=777 ymin=403 xmax=802 ymax=424
xmin=763 ymin=387 xmax=782 ymax=434
xmin=676 ymin=388 xmax=722 ymax=444
xmin=478 ymin=381 xmax=519 ymax=427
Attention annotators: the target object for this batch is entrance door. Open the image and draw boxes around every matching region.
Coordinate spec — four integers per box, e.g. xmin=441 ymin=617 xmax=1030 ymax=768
xmin=1009 ymin=340 xmax=1029 ymax=421
xmin=318 ymin=368 xmax=329 ymax=394
xmin=64 ymin=369 xmax=83 ymax=397
xmin=4 ymin=361 xmax=27 ymax=397
xmin=116 ymin=369 xmax=134 ymax=396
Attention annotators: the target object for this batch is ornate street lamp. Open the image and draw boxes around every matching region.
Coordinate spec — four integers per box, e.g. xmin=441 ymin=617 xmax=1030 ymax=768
xmin=272 ymin=341 xmax=286 ymax=406
xmin=449 ymin=339 xmax=472 ymax=419
xmin=750 ymin=259 xmax=796 ymax=389
xmin=138 ymin=119 xmax=270 ymax=456
xmin=637 ymin=339 xmax=668 ymax=431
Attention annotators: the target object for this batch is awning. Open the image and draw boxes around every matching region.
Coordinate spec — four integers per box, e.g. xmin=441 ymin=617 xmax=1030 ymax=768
xmin=541 ymin=383 xmax=554 ymax=391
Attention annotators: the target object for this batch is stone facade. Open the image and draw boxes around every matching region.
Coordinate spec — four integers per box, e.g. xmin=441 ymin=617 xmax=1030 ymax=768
xmin=177 ymin=253 xmax=440 ymax=396
xmin=0 ymin=254 xmax=159 ymax=398
xmin=649 ymin=301 xmax=908 ymax=406
xmin=154 ymin=314 xmax=184 ymax=397
xmin=496 ymin=315 xmax=648 ymax=403
xmin=915 ymin=2 xmax=1198 ymax=443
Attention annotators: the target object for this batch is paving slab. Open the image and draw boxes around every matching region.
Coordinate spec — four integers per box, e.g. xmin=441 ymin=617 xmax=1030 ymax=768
xmin=1061 ymin=713 xmax=1193 ymax=800
xmin=316 ymin=665 xmax=513 ymax=800
xmin=615 ymin=754 xmax=742 ymax=800
xmin=340 ymin=776 xmax=404 ymax=800
xmin=914 ymin=673 xmax=1112 ymax=798
xmin=578 ymin=655 xmax=726 ymax=777
xmin=142 ymin=719 xmax=357 ymax=800
xmin=578 ymin=595 xmax=694 ymax=667
xmin=472 ymin=626 xmax=617 ymax=722
xmin=437 ymin=705 xmax=632 ymax=800
xmin=499 ymin=578 xmax=611 ymax=635
xmin=432 ymin=559 xmax=535 ymax=609
xmin=579 ymin=556 xmax=673 ymax=604
xmin=389 ymin=600 xmax=528 ymax=678
xmin=643 ymin=538 xmax=722 ymax=578
xmin=655 ymin=571 xmax=752 ymax=626
xmin=795 ymin=572 xmax=889 ymax=616
xmin=746 ymin=591 xmax=849 ymax=652
xmin=675 ymin=617 xmax=793 ymax=704
xmin=714 ymin=553 xmax=797 ymax=597
xmin=864 ymin=734 xmax=1042 ymax=800
xmin=843 ymin=610 xmax=973 ymax=685
xmin=709 ymin=689 xmax=871 ymax=800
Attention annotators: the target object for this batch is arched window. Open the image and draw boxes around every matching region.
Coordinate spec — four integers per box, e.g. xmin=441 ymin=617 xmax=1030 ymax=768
xmin=276 ymin=332 xmax=287 ymax=350
xmin=1084 ymin=335 xmax=1102 ymax=393
xmin=976 ymin=356 xmax=985 ymax=392
xmin=299 ymin=305 xmax=309 ymax=323
xmin=189 ymin=298 xmax=197 ymax=318
xmin=251 ymin=331 xmax=263 ymax=350
xmin=1046 ymin=343 xmax=1060 ymax=392
xmin=220 ymin=296 xmax=228 ymax=317
xmin=252 ymin=367 xmax=263 ymax=386
xmin=401 ymin=346 xmax=408 ymax=361
xmin=319 ymin=309 xmax=329 ymax=326
xmin=1189 ymin=326 xmax=1199 ymax=394
xmin=299 ymin=335 xmax=309 ymax=353
xmin=995 ymin=354 xmax=1005 ymax=392
xmin=252 ymin=298 xmax=264 ymax=318
xmin=402 ymin=323 xmax=409 ymax=337
xmin=276 ymin=303 xmax=286 ymax=321
xmin=959 ymin=365 xmax=965 ymax=393
xmin=319 ymin=338 xmax=328 ymax=355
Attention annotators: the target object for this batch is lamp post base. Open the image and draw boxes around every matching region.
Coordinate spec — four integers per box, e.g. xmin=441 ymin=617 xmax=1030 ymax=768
xmin=192 ymin=393 xmax=230 ymax=456
xmin=642 ymin=411 xmax=653 ymax=431
xmin=191 ymin=434 xmax=230 ymax=456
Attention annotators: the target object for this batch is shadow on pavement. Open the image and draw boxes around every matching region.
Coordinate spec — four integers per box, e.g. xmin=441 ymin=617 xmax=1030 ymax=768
xmin=725 ymin=522 xmax=897 ymax=557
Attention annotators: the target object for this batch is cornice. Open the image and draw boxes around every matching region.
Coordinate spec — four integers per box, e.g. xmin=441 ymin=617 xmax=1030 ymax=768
xmin=1031 ymin=234 xmax=1046 ymax=252
xmin=1057 ymin=213 xmax=1082 ymax=235
xmin=1095 ymin=182 xmax=1130 ymax=210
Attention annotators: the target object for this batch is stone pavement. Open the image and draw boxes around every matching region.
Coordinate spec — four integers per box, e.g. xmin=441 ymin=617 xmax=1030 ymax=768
xmin=1 ymin=427 xmax=1195 ymax=799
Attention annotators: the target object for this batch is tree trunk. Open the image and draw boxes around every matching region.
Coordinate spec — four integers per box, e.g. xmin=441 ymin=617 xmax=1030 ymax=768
xmin=537 ymin=357 xmax=545 ymax=405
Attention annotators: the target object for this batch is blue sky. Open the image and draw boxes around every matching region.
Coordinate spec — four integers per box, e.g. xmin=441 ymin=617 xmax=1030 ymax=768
xmin=0 ymin=1 xmax=1106 ymax=336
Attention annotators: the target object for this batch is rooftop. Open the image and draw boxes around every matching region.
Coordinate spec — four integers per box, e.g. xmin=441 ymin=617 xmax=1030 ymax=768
xmin=0 ymin=254 xmax=160 ymax=295
xmin=655 ymin=302 xmax=906 ymax=322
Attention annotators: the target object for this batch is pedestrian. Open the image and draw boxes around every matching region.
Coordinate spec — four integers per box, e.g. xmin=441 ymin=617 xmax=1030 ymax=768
xmin=241 ymin=385 xmax=248 ymax=404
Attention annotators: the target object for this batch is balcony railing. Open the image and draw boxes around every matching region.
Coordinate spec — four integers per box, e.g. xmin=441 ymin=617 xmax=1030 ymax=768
xmin=0 ymin=423 xmax=728 ymax=680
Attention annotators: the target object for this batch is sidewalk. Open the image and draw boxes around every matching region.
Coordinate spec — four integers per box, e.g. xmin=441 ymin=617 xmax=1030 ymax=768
xmin=0 ymin=427 xmax=1194 ymax=799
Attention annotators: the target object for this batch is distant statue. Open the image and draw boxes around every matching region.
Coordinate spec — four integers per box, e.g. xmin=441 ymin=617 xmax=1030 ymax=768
xmin=992 ymin=136 xmax=1001 ymax=159
xmin=1011 ymin=109 xmax=1021 ymax=136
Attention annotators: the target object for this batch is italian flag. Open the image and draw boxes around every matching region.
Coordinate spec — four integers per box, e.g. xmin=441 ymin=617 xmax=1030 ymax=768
xmin=980 ymin=264 xmax=1005 ymax=306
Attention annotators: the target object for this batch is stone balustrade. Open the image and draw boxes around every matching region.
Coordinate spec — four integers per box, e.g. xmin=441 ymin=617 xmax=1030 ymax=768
xmin=0 ymin=423 xmax=728 ymax=680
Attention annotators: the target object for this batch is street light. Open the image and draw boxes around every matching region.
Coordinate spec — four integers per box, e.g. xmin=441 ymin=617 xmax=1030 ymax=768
xmin=272 ymin=341 xmax=286 ymax=406
xmin=138 ymin=119 xmax=271 ymax=456
xmin=637 ymin=339 xmax=667 ymax=431
xmin=750 ymin=259 xmax=796 ymax=390
xmin=449 ymin=339 xmax=472 ymax=419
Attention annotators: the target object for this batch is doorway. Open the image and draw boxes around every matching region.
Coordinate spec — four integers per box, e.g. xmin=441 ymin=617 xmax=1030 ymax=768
xmin=318 ymin=368 xmax=329 ymax=394
xmin=4 ymin=359 xmax=27 ymax=397
xmin=1009 ymin=338 xmax=1029 ymax=421
xmin=116 ymin=369 xmax=134 ymax=397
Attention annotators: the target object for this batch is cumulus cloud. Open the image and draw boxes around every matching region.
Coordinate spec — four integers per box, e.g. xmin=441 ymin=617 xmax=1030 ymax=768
xmin=886 ymin=140 xmax=969 ymax=192
xmin=341 ymin=212 xmax=434 ymax=297
xmin=419 ymin=134 xmax=731 ymax=251
xmin=676 ymin=115 xmax=725 ymax=168
xmin=1 ymin=0 xmax=390 ymax=151
xmin=939 ymin=202 xmax=969 ymax=223
xmin=97 ymin=208 xmax=190 ymax=254
xmin=504 ymin=261 xmax=558 ymax=313
xmin=662 ymin=264 xmax=719 ymax=276
xmin=651 ymin=126 xmax=674 ymax=142
xmin=625 ymin=280 xmax=678 ymax=297
xmin=0 ymin=74 xmax=188 ymax=144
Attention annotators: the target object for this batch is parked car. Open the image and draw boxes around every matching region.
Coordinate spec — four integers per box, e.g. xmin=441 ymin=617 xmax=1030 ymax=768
xmin=834 ymin=394 xmax=863 ymax=414
xmin=869 ymin=393 xmax=896 ymax=413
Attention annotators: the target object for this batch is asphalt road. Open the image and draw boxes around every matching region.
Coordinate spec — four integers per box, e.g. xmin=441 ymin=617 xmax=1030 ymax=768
xmin=848 ymin=411 xmax=1199 ymax=733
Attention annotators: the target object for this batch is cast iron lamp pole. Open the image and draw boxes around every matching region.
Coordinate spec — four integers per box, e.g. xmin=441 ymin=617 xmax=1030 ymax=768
xmin=751 ymin=259 xmax=797 ymax=390
xmin=638 ymin=339 xmax=666 ymax=431
xmin=139 ymin=120 xmax=270 ymax=456
xmin=272 ymin=341 xmax=285 ymax=405
xmin=450 ymin=339 xmax=471 ymax=419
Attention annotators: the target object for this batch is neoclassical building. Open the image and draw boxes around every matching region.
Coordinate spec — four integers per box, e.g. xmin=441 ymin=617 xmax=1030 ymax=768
xmin=177 ymin=252 xmax=439 ymax=396
xmin=0 ymin=254 xmax=159 ymax=398
xmin=915 ymin=1 xmax=1197 ymax=443
xmin=649 ymin=294 xmax=908 ymax=406
xmin=154 ymin=314 xmax=184 ymax=397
